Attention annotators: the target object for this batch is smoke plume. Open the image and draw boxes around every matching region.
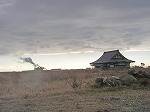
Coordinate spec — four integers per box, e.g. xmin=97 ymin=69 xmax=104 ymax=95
xmin=20 ymin=57 xmax=46 ymax=70
xmin=20 ymin=57 xmax=37 ymax=67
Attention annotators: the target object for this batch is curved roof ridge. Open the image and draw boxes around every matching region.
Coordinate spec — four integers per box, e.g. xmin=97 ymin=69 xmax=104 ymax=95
xmin=90 ymin=49 xmax=135 ymax=64
xmin=90 ymin=50 xmax=118 ymax=64
xmin=104 ymin=49 xmax=119 ymax=53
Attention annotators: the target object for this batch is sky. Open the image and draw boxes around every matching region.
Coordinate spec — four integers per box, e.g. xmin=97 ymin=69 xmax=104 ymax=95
xmin=0 ymin=0 xmax=150 ymax=71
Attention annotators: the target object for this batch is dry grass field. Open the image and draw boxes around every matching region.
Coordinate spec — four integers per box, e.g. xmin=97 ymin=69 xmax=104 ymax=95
xmin=0 ymin=69 xmax=150 ymax=112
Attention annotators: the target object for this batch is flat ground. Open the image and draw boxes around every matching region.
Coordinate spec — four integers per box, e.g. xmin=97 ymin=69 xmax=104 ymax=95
xmin=0 ymin=69 xmax=150 ymax=112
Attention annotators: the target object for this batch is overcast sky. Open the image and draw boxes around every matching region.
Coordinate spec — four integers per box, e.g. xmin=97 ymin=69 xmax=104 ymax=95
xmin=1 ymin=0 xmax=150 ymax=55
xmin=0 ymin=0 xmax=150 ymax=71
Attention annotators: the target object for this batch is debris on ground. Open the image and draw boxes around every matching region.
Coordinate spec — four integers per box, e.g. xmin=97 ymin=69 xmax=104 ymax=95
xmin=92 ymin=70 xmax=150 ymax=88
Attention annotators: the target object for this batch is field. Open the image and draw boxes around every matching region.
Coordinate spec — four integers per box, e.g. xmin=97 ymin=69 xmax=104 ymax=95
xmin=0 ymin=69 xmax=150 ymax=112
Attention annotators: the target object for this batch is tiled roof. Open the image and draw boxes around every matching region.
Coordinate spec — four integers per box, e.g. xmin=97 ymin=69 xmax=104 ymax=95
xmin=90 ymin=50 xmax=135 ymax=64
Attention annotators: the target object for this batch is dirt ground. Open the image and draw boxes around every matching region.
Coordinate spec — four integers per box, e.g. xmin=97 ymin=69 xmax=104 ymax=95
xmin=0 ymin=88 xmax=150 ymax=112
xmin=0 ymin=69 xmax=150 ymax=112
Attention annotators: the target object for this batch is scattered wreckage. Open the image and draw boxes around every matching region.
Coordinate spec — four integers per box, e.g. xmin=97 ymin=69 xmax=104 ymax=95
xmin=93 ymin=70 xmax=150 ymax=88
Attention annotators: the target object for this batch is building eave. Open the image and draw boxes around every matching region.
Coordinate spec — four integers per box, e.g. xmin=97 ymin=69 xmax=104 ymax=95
xmin=90 ymin=49 xmax=135 ymax=66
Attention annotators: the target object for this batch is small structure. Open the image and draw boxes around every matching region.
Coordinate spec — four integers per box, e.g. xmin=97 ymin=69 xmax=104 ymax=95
xmin=34 ymin=66 xmax=47 ymax=71
xmin=90 ymin=50 xmax=135 ymax=70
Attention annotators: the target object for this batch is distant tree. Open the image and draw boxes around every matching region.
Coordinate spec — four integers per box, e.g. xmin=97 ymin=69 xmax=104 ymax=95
xmin=141 ymin=63 xmax=145 ymax=67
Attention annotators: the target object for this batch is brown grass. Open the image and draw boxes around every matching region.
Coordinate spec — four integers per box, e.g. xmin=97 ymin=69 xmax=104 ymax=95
xmin=0 ymin=69 xmax=127 ymax=99
xmin=0 ymin=68 xmax=150 ymax=112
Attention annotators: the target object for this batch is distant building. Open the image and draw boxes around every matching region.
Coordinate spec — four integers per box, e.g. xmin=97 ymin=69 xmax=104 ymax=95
xmin=90 ymin=50 xmax=135 ymax=70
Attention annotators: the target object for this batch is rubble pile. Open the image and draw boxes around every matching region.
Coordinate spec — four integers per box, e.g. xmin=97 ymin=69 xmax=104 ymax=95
xmin=93 ymin=76 xmax=122 ymax=88
xmin=128 ymin=70 xmax=150 ymax=86
xmin=93 ymin=70 xmax=150 ymax=88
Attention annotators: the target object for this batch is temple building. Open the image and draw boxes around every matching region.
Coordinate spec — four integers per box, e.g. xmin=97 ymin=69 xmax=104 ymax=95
xmin=90 ymin=50 xmax=135 ymax=70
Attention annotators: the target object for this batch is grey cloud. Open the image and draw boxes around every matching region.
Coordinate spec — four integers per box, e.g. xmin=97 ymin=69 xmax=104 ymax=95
xmin=0 ymin=47 xmax=10 ymax=55
xmin=0 ymin=0 xmax=150 ymax=55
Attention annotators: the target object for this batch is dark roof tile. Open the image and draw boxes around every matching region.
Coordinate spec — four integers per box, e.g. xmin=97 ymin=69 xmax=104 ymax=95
xmin=90 ymin=50 xmax=135 ymax=64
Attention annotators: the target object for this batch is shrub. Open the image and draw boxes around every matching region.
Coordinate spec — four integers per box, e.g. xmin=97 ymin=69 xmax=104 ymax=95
xmin=128 ymin=69 xmax=136 ymax=75
xmin=120 ymin=75 xmax=138 ymax=86
xmin=95 ymin=77 xmax=103 ymax=84
xmin=67 ymin=75 xmax=82 ymax=90
xmin=139 ymin=78 xmax=150 ymax=86
xmin=92 ymin=77 xmax=104 ymax=88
